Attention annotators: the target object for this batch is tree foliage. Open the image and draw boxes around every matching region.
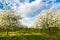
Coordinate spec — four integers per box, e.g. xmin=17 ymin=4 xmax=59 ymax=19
xmin=33 ymin=10 xmax=60 ymax=29
xmin=0 ymin=10 xmax=22 ymax=30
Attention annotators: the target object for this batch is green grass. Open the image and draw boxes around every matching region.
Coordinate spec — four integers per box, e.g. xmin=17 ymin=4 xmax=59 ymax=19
xmin=0 ymin=28 xmax=59 ymax=40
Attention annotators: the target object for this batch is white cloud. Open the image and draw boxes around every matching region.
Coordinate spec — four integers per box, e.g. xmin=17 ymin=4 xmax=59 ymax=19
xmin=21 ymin=17 xmax=35 ymax=27
xmin=16 ymin=0 xmax=42 ymax=17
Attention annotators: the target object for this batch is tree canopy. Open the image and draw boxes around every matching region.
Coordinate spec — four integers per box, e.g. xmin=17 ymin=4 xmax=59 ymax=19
xmin=0 ymin=10 xmax=22 ymax=30
xmin=32 ymin=10 xmax=60 ymax=29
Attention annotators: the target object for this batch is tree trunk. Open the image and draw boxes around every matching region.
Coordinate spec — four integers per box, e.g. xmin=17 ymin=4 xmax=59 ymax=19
xmin=6 ymin=29 xmax=8 ymax=37
xmin=48 ymin=27 xmax=51 ymax=35
xmin=40 ymin=29 xmax=42 ymax=32
xmin=49 ymin=27 xmax=50 ymax=32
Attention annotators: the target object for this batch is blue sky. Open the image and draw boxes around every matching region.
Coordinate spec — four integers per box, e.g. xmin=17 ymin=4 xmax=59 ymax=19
xmin=0 ymin=0 xmax=60 ymax=27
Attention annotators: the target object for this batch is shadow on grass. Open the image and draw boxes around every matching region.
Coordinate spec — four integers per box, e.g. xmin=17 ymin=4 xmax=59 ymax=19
xmin=0 ymin=35 xmax=50 ymax=40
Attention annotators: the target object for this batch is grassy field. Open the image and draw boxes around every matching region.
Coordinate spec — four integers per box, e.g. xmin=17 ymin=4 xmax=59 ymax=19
xmin=0 ymin=28 xmax=59 ymax=40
